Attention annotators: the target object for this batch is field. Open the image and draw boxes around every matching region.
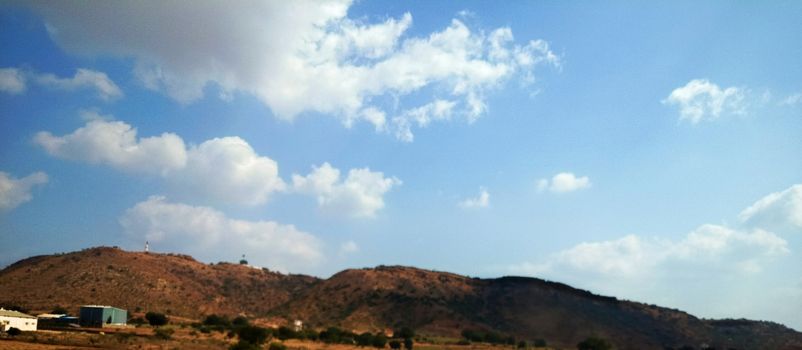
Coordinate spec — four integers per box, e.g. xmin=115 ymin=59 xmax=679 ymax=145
xmin=0 ymin=328 xmax=553 ymax=350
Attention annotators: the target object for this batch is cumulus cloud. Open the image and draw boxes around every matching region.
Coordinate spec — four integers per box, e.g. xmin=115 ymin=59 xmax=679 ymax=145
xmin=0 ymin=171 xmax=48 ymax=211
xmin=524 ymin=225 xmax=788 ymax=278
xmin=292 ymin=162 xmax=401 ymax=218
xmin=739 ymin=184 xmax=802 ymax=235
xmin=537 ymin=172 xmax=591 ymax=193
xmin=663 ymin=79 xmax=746 ymax=124
xmin=35 ymin=68 xmax=122 ymax=100
xmin=339 ymin=240 xmax=359 ymax=256
xmin=176 ymin=137 xmax=286 ymax=205
xmin=0 ymin=68 xmax=26 ymax=94
xmin=0 ymin=66 xmax=122 ymax=100
xmin=34 ymin=119 xmax=188 ymax=175
xmin=120 ymin=196 xmax=323 ymax=271
xmin=37 ymin=118 xmax=400 ymax=212
xmin=509 ymin=184 xmax=802 ymax=325
xmin=780 ymin=93 xmax=802 ymax=107
xmin=27 ymin=1 xmax=559 ymax=140
xmin=458 ymin=187 xmax=490 ymax=209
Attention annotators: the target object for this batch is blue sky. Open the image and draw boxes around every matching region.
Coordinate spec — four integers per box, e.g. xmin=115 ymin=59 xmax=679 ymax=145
xmin=1 ymin=1 xmax=801 ymax=329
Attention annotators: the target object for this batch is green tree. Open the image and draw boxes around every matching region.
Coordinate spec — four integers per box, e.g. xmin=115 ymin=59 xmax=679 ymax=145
xmin=394 ymin=327 xmax=415 ymax=339
xmin=577 ymin=336 xmax=612 ymax=350
xmin=357 ymin=332 xmax=375 ymax=347
xmin=372 ymin=333 xmax=388 ymax=348
xmin=237 ymin=325 xmax=271 ymax=345
xmin=389 ymin=340 xmax=402 ymax=349
xmin=145 ymin=312 xmax=168 ymax=326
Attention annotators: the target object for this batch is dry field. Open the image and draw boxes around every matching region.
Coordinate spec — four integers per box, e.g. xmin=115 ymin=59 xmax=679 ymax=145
xmin=0 ymin=329 xmax=552 ymax=350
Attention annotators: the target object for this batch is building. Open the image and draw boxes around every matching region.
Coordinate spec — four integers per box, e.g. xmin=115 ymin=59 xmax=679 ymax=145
xmin=37 ymin=313 xmax=79 ymax=329
xmin=79 ymin=305 xmax=127 ymax=328
xmin=0 ymin=308 xmax=37 ymax=331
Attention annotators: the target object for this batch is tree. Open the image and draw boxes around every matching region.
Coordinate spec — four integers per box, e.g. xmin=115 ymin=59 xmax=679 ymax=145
xmin=7 ymin=327 xmax=22 ymax=336
xmin=232 ymin=316 xmax=249 ymax=327
xmin=518 ymin=340 xmax=527 ymax=348
xmin=577 ymin=336 xmax=612 ymax=350
xmin=533 ymin=339 xmax=547 ymax=347
xmin=394 ymin=327 xmax=415 ymax=339
xmin=404 ymin=337 xmax=414 ymax=350
xmin=51 ymin=306 xmax=69 ymax=315
xmin=357 ymin=332 xmax=375 ymax=347
xmin=372 ymin=333 xmax=388 ymax=348
xmin=145 ymin=312 xmax=168 ymax=326
xmin=389 ymin=340 xmax=402 ymax=349
xmin=237 ymin=325 xmax=271 ymax=345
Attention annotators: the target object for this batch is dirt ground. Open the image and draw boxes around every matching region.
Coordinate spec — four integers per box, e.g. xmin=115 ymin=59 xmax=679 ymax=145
xmin=0 ymin=329 xmax=551 ymax=350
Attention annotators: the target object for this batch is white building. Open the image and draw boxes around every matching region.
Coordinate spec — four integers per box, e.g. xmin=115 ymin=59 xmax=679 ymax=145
xmin=0 ymin=308 xmax=38 ymax=331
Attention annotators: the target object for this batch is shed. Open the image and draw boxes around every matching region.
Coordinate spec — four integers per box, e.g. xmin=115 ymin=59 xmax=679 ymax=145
xmin=0 ymin=308 xmax=38 ymax=331
xmin=79 ymin=305 xmax=127 ymax=327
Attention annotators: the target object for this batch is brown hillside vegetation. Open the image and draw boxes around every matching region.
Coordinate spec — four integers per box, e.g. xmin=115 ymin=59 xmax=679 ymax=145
xmin=0 ymin=247 xmax=318 ymax=317
xmin=1 ymin=247 xmax=801 ymax=350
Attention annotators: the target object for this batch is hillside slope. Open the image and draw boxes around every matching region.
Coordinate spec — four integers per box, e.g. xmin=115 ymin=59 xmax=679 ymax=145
xmin=276 ymin=266 xmax=802 ymax=349
xmin=2 ymin=248 xmax=800 ymax=350
xmin=0 ymin=247 xmax=318 ymax=317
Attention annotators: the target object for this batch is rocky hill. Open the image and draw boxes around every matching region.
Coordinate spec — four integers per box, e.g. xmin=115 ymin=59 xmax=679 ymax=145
xmin=1 ymin=247 xmax=801 ymax=350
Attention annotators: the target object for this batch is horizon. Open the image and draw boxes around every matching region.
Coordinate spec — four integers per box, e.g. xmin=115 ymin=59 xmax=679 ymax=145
xmin=1 ymin=1 xmax=800 ymax=332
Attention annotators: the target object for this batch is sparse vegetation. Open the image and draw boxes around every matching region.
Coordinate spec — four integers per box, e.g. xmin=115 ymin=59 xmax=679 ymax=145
xmin=577 ymin=336 xmax=613 ymax=350
xmin=145 ymin=311 xmax=168 ymax=326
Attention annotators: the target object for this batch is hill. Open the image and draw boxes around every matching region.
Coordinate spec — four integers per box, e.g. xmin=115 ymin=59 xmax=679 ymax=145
xmin=0 ymin=247 xmax=317 ymax=317
xmin=2 ymin=247 xmax=801 ymax=349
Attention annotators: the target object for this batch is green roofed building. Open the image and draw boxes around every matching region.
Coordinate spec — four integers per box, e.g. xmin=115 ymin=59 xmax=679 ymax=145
xmin=79 ymin=305 xmax=127 ymax=328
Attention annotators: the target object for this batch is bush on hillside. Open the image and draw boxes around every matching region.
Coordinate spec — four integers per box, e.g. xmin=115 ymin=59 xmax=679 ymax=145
xmin=577 ymin=336 xmax=612 ymax=350
xmin=145 ymin=312 xmax=168 ymax=326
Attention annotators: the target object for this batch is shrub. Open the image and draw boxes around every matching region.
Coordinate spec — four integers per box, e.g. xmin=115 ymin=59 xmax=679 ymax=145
xmin=404 ymin=337 xmax=414 ymax=350
xmin=203 ymin=314 xmax=231 ymax=328
xmin=357 ymin=332 xmax=375 ymax=347
xmin=276 ymin=325 xmax=298 ymax=340
xmin=154 ymin=327 xmax=174 ymax=340
xmin=230 ymin=341 xmax=260 ymax=350
xmin=269 ymin=342 xmax=288 ymax=350
xmin=145 ymin=312 xmax=168 ymax=326
xmin=372 ymin=333 xmax=388 ymax=348
xmin=577 ymin=336 xmax=612 ymax=350
xmin=7 ymin=327 xmax=22 ymax=336
xmin=51 ymin=306 xmax=69 ymax=314
xmin=390 ymin=340 xmax=402 ymax=349
xmin=394 ymin=327 xmax=415 ymax=339
xmin=533 ymin=339 xmax=547 ymax=347
xmin=518 ymin=340 xmax=527 ymax=348
xmin=237 ymin=325 xmax=271 ymax=345
xmin=232 ymin=316 xmax=249 ymax=327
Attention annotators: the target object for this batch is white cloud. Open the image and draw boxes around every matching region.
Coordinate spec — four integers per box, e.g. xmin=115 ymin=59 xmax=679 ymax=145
xmin=37 ymin=118 xmax=399 ymax=211
xmin=537 ymin=172 xmax=591 ymax=193
xmin=0 ymin=171 xmax=48 ymax=211
xmin=28 ymin=1 xmax=559 ymax=140
xmin=339 ymin=240 xmax=359 ymax=256
xmin=292 ymin=162 xmax=401 ymax=218
xmin=0 ymin=68 xmax=26 ymax=94
xmin=34 ymin=119 xmax=188 ymax=176
xmin=174 ymin=137 xmax=286 ymax=205
xmin=0 ymin=66 xmax=122 ymax=100
xmin=780 ymin=93 xmax=802 ymax=106
xmin=458 ymin=187 xmax=490 ymax=209
xmin=35 ymin=68 xmax=122 ymax=100
xmin=663 ymin=79 xmax=746 ymax=124
xmin=120 ymin=196 xmax=323 ymax=272
xmin=509 ymin=185 xmax=802 ymax=326
xmin=739 ymin=184 xmax=802 ymax=235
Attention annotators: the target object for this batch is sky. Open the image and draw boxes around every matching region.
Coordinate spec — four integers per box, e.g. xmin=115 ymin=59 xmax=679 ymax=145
xmin=1 ymin=0 xmax=801 ymax=330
